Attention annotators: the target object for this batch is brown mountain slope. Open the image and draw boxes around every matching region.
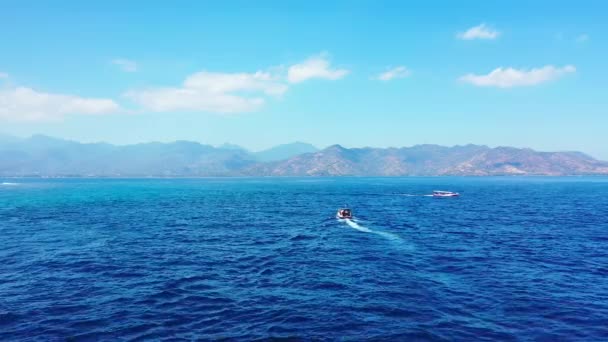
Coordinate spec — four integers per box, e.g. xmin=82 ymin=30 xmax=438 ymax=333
xmin=245 ymin=145 xmax=608 ymax=176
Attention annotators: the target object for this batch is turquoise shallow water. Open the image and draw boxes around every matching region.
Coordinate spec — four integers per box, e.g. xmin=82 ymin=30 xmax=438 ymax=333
xmin=1 ymin=177 xmax=608 ymax=340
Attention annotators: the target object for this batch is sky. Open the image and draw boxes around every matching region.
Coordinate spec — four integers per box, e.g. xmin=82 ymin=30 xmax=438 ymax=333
xmin=1 ymin=1 xmax=607 ymax=158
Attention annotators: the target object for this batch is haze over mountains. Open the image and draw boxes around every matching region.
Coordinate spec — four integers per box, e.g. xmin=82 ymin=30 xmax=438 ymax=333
xmin=1 ymin=134 xmax=607 ymax=177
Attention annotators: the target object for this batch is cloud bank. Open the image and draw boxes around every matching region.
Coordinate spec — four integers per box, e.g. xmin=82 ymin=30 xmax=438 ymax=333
xmin=0 ymin=87 xmax=121 ymax=121
xmin=127 ymin=53 xmax=348 ymax=113
xmin=126 ymin=71 xmax=287 ymax=113
xmin=460 ymin=65 xmax=576 ymax=88
xmin=0 ymin=53 xmax=352 ymax=121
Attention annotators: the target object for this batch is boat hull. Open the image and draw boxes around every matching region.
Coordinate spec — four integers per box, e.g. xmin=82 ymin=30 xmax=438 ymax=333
xmin=433 ymin=194 xmax=459 ymax=197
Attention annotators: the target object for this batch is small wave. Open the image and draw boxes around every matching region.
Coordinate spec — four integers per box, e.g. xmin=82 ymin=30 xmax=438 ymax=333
xmin=290 ymin=234 xmax=315 ymax=241
xmin=1 ymin=182 xmax=19 ymax=186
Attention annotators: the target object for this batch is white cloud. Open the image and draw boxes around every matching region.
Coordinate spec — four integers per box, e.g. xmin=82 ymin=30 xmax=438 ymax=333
xmin=112 ymin=58 xmax=138 ymax=72
xmin=126 ymin=54 xmax=349 ymax=113
xmin=0 ymin=87 xmax=121 ymax=121
xmin=457 ymin=23 xmax=500 ymax=40
xmin=184 ymin=71 xmax=287 ymax=96
xmin=576 ymin=34 xmax=589 ymax=42
xmin=126 ymin=70 xmax=288 ymax=113
xmin=0 ymin=72 xmax=8 ymax=79
xmin=287 ymin=54 xmax=349 ymax=83
xmin=460 ymin=65 xmax=576 ymax=88
xmin=376 ymin=66 xmax=411 ymax=81
xmin=1 ymin=52 xmax=350 ymax=120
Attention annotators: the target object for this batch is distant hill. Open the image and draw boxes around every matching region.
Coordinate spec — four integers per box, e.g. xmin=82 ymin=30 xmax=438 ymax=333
xmin=0 ymin=135 xmax=256 ymax=177
xmin=214 ymin=142 xmax=318 ymax=162
xmin=245 ymin=144 xmax=608 ymax=176
xmin=253 ymin=142 xmax=319 ymax=162
xmin=217 ymin=143 xmax=248 ymax=152
xmin=1 ymin=135 xmax=607 ymax=177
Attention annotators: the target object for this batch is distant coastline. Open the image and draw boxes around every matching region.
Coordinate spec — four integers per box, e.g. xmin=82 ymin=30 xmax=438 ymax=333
xmin=4 ymin=174 xmax=608 ymax=179
xmin=1 ymin=135 xmax=607 ymax=177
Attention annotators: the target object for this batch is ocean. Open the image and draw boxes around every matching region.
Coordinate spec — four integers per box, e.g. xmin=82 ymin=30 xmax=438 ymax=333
xmin=1 ymin=177 xmax=607 ymax=341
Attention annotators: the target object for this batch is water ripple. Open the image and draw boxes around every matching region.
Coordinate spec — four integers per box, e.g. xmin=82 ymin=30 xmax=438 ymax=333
xmin=0 ymin=177 xmax=607 ymax=340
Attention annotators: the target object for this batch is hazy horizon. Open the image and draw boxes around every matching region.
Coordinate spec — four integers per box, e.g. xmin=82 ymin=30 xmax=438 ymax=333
xmin=3 ymin=132 xmax=607 ymax=160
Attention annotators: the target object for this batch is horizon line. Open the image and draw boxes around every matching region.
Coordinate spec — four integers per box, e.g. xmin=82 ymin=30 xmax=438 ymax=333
xmin=1 ymin=132 xmax=602 ymax=160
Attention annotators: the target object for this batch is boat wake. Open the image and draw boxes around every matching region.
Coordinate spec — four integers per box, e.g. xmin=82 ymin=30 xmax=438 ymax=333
xmin=344 ymin=219 xmax=372 ymax=233
xmin=341 ymin=218 xmax=401 ymax=241
xmin=398 ymin=193 xmax=433 ymax=197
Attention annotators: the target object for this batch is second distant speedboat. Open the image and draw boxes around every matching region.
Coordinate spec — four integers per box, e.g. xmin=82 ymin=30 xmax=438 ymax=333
xmin=336 ymin=208 xmax=353 ymax=219
xmin=433 ymin=190 xmax=459 ymax=197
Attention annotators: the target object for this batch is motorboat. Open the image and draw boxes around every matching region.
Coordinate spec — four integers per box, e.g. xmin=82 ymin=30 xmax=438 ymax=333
xmin=336 ymin=208 xmax=353 ymax=219
xmin=433 ymin=190 xmax=459 ymax=197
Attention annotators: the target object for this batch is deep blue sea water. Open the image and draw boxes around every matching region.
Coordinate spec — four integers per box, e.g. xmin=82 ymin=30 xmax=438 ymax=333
xmin=1 ymin=177 xmax=608 ymax=341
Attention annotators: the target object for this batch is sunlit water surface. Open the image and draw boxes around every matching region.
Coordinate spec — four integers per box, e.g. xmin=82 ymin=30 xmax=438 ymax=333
xmin=1 ymin=177 xmax=607 ymax=340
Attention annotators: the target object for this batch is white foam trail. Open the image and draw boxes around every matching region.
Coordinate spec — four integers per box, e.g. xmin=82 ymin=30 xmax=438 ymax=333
xmin=342 ymin=218 xmax=401 ymax=241
xmin=345 ymin=219 xmax=372 ymax=233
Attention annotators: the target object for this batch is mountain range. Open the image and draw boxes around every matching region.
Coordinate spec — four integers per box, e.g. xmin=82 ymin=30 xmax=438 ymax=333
xmin=1 ymin=134 xmax=607 ymax=177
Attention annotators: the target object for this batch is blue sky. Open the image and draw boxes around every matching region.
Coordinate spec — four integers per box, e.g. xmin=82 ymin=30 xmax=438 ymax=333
xmin=1 ymin=1 xmax=607 ymax=158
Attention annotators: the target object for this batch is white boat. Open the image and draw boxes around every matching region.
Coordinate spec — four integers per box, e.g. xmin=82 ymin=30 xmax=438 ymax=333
xmin=336 ymin=208 xmax=353 ymax=219
xmin=433 ymin=190 xmax=459 ymax=197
